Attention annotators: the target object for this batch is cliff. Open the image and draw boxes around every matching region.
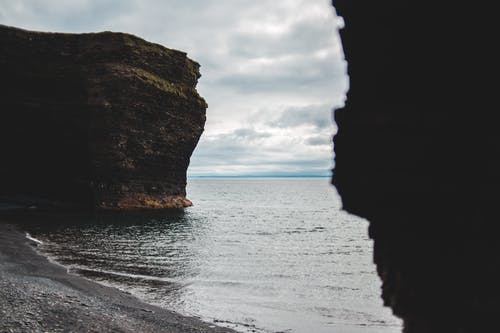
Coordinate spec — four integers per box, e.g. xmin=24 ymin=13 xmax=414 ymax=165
xmin=332 ymin=2 xmax=498 ymax=332
xmin=0 ymin=25 xmax=206 ymax=210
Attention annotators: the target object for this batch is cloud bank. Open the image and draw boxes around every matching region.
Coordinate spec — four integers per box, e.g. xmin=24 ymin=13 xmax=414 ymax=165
xmin=0 ymin=0 xmax=347 ymax=176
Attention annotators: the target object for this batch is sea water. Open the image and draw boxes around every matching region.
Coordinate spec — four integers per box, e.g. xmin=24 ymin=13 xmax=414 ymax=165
xmin=26 ymin=178 xmax=402 ymax=333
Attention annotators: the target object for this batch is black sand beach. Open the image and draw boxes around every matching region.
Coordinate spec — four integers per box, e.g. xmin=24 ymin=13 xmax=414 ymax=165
xmin=0 ymin=222 xmax=235 ymax=333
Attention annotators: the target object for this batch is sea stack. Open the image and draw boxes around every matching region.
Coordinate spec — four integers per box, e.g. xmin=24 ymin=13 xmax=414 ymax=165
xmin=0 ymin=25 xmax=206 ymax=210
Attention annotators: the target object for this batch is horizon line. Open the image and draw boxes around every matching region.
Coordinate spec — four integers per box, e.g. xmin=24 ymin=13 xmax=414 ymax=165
xmin=188 ymin=175 xmax=331 ymax=179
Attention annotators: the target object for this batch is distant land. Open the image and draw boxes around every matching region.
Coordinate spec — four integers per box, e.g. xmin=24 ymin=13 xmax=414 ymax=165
xmin=188 ymin=174 xmax=331 ymax=179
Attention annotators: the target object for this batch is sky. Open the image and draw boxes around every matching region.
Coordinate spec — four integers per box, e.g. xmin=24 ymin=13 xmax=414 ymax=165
xmin=0 ymin=0 xmax=348 ymax=177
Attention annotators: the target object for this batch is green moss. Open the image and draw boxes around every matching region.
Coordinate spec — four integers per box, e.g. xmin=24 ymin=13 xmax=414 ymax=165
xmin=132 ymin=67 xmax=187 ymax=97
xmin=123 ymin=35 xmax=175 ymax=57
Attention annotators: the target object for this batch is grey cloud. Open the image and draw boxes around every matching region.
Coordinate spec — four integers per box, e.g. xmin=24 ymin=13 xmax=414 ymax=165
xmin=190 ymin=128 xmax=272 ymax=165
xmin=190 ymin=134 xmax=333 ymax=177
xmin=232 ymin=128 xmax=272 ymax=140
xmin=214 ymin=61 xmax=346 ymax=95
xmin=0 ymin=0 xmax=133 ymax=32
xmin=229 ymin=15 xmax=342 ymax=59
xmin=216 ymin=31 xmax=346 ymax=94
xmin=190 ymin=133 xmax=262 ymax=167
xmin=268 ymin=104 xmax=334 ymax=130
xmin=305 ymin=135 xmax=332 ymax=146
xmin=0 ymin=0 xmax=347 ymax=99
xmin=2 ymin=0 xmax=345 ymax=177
xmin=209 ymin=128 xmax=273 ymax=143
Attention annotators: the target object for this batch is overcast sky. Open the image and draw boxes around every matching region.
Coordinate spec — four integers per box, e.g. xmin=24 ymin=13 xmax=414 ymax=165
xmin=0 ymin=0 xmax=347 ymax=177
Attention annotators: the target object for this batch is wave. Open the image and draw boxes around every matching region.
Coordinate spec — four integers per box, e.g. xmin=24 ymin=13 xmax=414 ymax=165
xmin=25 ymin=232 xmax=43 ymax=245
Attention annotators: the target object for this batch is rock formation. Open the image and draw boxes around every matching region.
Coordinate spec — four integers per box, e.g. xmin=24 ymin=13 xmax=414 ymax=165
xmin=0 ymin=25 xmax=206 ymax=210
xmin=332 ymin=1 xmax=499 ymax=332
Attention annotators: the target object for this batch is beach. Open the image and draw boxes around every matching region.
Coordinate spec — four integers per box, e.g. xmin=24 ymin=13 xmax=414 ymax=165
xmin=0 ymin=222 xmax=235 ymax=333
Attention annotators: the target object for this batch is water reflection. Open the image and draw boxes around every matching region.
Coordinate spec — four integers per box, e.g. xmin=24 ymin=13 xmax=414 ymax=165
xmin=5 ymin=179 xmax=402 ymax=333
xmin=12 ymin=209 xmax=208 ymax=307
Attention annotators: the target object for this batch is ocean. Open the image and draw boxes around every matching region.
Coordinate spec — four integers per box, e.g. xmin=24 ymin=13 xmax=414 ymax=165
xmin=25 ymin=178 xmax=402 ymax=333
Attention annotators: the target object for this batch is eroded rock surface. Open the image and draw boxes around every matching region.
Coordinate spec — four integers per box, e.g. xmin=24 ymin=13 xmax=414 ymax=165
xmin=332 ymin=2 xmax=498 ymax=332
xmin=0 ymin=25 xmax=206 ymax=210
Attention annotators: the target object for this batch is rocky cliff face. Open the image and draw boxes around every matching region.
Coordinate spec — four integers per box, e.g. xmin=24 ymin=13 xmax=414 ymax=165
xmin=332 ymin=2 xmax=498 ymax=332
xmin=0 ymin=25 xmax=206 ymax=210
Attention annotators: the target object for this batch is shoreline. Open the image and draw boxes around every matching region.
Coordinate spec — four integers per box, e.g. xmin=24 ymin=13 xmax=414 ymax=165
xmin=0 ymin=222 xmax=236 ymax=333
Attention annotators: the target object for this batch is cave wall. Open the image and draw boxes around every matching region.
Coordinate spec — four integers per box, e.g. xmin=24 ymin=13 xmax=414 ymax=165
xmin=332 ymin=2 xmax=499 ymax=332
xmin=0 ymin=25 xmax=207 ymax=210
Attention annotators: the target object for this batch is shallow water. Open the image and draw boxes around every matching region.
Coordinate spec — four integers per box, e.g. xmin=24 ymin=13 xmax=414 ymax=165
xmin=26 ymin=178 xmax=401 ymax=333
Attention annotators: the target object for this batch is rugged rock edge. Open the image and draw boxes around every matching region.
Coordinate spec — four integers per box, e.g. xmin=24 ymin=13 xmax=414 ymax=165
xmin=332 ymin=2 xmax=498 ymax=332
xmin=0 ymin=24 xmax=206 ymax=211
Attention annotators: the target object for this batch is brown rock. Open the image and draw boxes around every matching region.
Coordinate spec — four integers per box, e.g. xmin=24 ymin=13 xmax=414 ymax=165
xmin=0 ymin=25 xmax=206 ymax=211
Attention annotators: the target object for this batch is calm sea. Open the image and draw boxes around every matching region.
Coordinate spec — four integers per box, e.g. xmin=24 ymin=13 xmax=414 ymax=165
xmin=26 ymin=178 xmax=401 ymax=333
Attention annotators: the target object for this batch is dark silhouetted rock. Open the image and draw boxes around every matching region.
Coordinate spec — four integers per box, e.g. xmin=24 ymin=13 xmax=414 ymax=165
xmin=0 ymin=25 xmax=206 ymax=210
xmin=332 ymin=1 xmax=498 ymax=332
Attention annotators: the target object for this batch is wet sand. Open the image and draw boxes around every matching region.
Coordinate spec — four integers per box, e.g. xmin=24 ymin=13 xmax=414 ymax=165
xmin=0 ymin=222 xmax=236 ymax=333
